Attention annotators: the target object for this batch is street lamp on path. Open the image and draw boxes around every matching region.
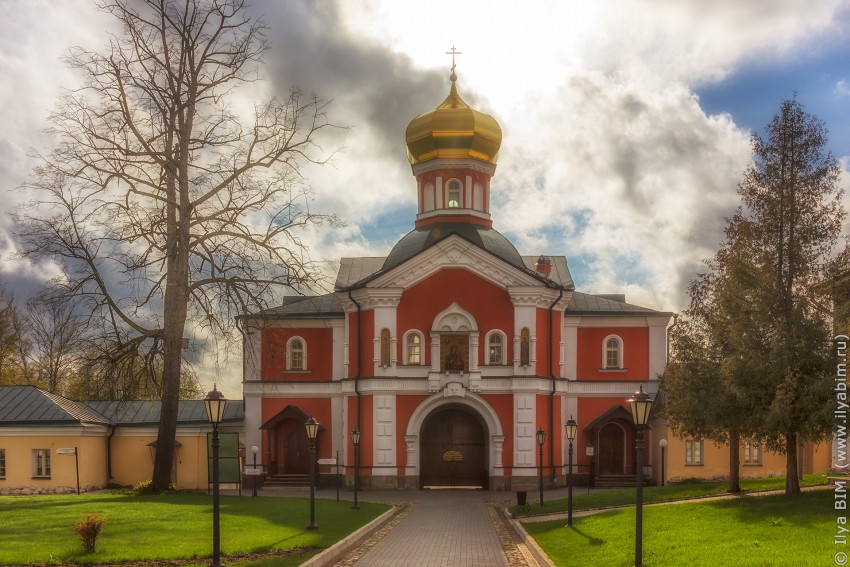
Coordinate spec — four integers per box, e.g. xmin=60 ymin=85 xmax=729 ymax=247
xmin=565 ymin=416 xmax=577 ymax=527
xmin=536 ymin=427 xmax=546 ymax=506
xmin=351 ymin=428 xmax=360 ymax=510
xmin=659 ymin=438 xmax=667 ymax=487
xmin=250 ymin=445 xmax=259 ymax=497
xmin=204 ymin=385 xmax=226 ymax=567
xmin=628 ymin=385 xmax=653 ymax=567
xmin=305 ymin=417 xmax=320 ymax=530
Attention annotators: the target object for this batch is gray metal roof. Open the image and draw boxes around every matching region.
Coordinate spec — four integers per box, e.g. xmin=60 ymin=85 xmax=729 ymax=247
xmin=84 ymin=399 xmax=244 ymax=426
xmin=251 ymin=293 xmax=345 ymax=319
xmin=336 ymin=258 xmax=386 ymax=289
xmin=566 ymin=291 xmax=670 ymax=316
xmin=520 ymin=256 xmax=574 ymax=288
xmin=382 ymin=223 xmax=527 ymax=273
xmin=0 ymin=386 xmax=244 ymax=427
xmin=335 ymin=226 xmax=573 ymax=292
xmin=0 ymin=386 xmax=109 ymax=426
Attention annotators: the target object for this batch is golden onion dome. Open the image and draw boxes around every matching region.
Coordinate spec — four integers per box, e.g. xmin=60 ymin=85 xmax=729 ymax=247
xmin=405 ymin=72 xmax=502 ymax=166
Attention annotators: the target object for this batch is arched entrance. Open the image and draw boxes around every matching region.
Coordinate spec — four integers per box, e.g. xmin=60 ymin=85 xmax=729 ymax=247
xmin=598 ymin=422 xmax=626 ymax=475
xmin=420 ymin=406 xmax=488 ymax=488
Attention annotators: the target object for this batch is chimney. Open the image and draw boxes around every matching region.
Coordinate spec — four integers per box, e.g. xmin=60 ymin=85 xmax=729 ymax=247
xmin=535 ymin=255 xmax=552 ymax=277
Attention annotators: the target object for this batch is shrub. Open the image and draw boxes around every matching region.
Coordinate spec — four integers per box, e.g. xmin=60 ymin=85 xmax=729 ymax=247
xmin=132 ymin=480 xmax=180 ymax=494
xmin=74 ymin=513 xmax=106 ymax=554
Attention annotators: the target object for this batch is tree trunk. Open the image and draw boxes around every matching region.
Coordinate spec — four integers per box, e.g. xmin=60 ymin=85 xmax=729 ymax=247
xmin=151 ymin=267 xmax=190 ymax=489
xmin=728 ymin=428 xmax=741 ymax=493
xmin=151 ymin=146 xmax=192 ymax=490
xmin=785 ymin=433 xmax=800 ymax=494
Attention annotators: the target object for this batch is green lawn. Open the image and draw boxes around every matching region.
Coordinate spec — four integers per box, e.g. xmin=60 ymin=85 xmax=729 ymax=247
xmin=511 ymin=473 xmax=829 ymax=517
xmin=524 ymin=489 xmax=835 ymax=566
xmin=0 ymin=492 xmax=388 ymax=565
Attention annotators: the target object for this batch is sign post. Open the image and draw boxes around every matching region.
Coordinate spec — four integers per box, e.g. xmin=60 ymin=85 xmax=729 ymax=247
xmin=57 ymin=447 xmax=79 ymax=494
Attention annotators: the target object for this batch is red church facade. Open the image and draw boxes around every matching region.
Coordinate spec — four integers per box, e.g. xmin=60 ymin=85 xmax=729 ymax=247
xmin=242 ymin=70 xmax=673 ymax=490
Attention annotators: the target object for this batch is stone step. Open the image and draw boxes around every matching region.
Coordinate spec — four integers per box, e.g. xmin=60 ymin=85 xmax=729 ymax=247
xmin=264 ymin=474 xmax=311 ymax=487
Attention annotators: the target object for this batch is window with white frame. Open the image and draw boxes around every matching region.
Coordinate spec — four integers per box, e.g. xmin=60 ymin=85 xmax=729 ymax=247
xmin=32 ymin=449 xmax=50 ymax=478
xmin=0 ymin=448 xmax=5 ymax=479
xmin=744 ymin=441 xmax=762 ymax=465
xmin=447 ymin=179 xmax=461 ymax=208
xmin=405 ymin=331 xmax=423 ymax=365
xmin=685 ymin=439 xmax=704 ymax=465
xmin=286 ymin=337 xmax=306 ymax=370
xmin=487 ymin=331 xmax=506 ymax=365
xmin=603 ymin=335 xmax=623 ymax=369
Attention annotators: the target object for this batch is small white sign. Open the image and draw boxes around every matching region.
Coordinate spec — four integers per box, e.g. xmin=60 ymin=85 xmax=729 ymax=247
xmin=243 ymin=468 xmax=262 ymax=476
xmin=317 ymin=458 xmax=337 ymax=465
xmin=56 ymin=448 xmax=77 ymax=455
xmin=585 ymin=446 xmax=594 ymax=457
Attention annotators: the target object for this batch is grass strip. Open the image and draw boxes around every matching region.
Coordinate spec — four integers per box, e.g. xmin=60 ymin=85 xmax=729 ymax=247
xmin=524 ymin=489 xmax=835 ymax=567
xmin=0 ymin=492 xmax=387 ymax=565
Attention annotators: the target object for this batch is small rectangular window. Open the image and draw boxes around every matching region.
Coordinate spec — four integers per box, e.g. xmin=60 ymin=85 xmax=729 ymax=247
xmin=744 ymin=442 xmax=761 ymax=465
xmin=488 ymin=334 xmax=503 ymax=365
xmin=685 ymin=440 xmax=703 ymax=465
xmin=0 ymin=449 xmax=5 ymax=479
xmin=32 ymin=449 xmax=51 ymax=478
xmin=407 ymin=334 xmax=421 ymax=365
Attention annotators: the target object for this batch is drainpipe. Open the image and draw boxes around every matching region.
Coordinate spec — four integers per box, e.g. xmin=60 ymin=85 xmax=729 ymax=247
xmin=548 ymin=287 xmax=563 ymax=486
xmin=106 ymin=424 xmax=116 ymax=485
xmin=348 ymin=291 xmax=362 ymax=431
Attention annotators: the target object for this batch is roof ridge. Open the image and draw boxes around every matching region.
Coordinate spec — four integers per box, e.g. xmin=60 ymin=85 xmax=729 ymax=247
xmin=40 ymin=389 xmax=110 ymax=424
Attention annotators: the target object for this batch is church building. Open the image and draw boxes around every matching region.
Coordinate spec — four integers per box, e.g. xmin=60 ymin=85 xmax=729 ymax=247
xmin=241 ymin=69 xmax=673 ymax=490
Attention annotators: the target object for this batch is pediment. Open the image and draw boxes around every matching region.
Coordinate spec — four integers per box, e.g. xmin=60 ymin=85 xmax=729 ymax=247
xmin=369 ymin=235 xmax=541 ymax=290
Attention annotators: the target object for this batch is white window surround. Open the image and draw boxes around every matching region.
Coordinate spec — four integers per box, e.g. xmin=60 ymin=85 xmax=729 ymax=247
xmin=285 ymin=336 xmax=307 ymax=371
xmin=601 ymin=334 xmax=624 ymax=370
xmin=685 ymin=439 xmax=704 ymax=465
xmin=485 ymin=330 xmax=507 ymax=365
xmin=403 ymin=330 xmax=424 ymax=365
xmin=447 ymin=178 xmax=462 ymax=208
xmin=32 ymin=448 xmax=50 ymax=478
xmin=744 ymin=441 xmax=762 ymax=465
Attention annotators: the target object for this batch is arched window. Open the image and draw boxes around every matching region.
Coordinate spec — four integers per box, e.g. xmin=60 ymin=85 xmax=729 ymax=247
xmin=405 ymin=331 xmax=423 ymax=365
xmin=603 ymin=335 xmax=623 ymax=369
xmin=520 ymin=327 xmax=530 ymax=366
xmin=286 ymin=336 xmax=306 ymax=370
xmin=447 ymin=179 xmax=461 ymax=208
xmin=487 ymin=330 xmax=506 ymax=365
xmin=380 ymin=328 xmax=391 ymax=367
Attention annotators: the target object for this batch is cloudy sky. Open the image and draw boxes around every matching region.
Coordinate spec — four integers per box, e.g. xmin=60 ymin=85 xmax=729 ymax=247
xmin=2 ymin=0 xmax=850 ymax=396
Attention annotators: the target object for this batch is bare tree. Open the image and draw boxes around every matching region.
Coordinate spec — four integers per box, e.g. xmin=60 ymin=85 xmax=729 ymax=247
xmin=0 ymin=285 xmax=27 ymax=385
xmin=21 ymin=293 xmax=85 ymax=394
xmin=15 ymin=0 xmax=336 ymax=489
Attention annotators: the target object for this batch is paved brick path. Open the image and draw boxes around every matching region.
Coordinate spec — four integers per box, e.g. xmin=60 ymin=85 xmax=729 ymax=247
xmin=336 ymin=491 xmax=513 ymax=567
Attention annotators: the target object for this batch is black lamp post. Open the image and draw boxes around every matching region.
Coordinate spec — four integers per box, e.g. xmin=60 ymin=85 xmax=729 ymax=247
xmin=628 ymin=385 xmax=653 ymax=567
xmin=204 ymin=385 xmax=226 ymax=567
xmin=659 ymin=438 xmax=667 ymax=487
xmin=305 ymin=417 xmax=319 ymax=530
xmin=250 ymin=445 xmax=259 ymax=497
xmin=565 ymin=416 xmax=577 ymax=527
xmin=351 ymin=428 xmax=360 ymax=510
xmin=536 ymin=427 xmax=546 ymax=506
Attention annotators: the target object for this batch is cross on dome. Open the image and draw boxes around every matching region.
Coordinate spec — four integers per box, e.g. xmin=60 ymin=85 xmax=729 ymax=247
xmin=445 ymin=45 xmax=462 ymax=77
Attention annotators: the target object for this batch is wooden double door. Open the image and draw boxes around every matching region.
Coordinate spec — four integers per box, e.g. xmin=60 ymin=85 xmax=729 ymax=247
xmin=274 ymin=421 xmax=309 ymax=475
xmin=420 ymin=407 xmax=488 ymax=488
xmin=598 ymin=422 xmax=627 ymax=475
